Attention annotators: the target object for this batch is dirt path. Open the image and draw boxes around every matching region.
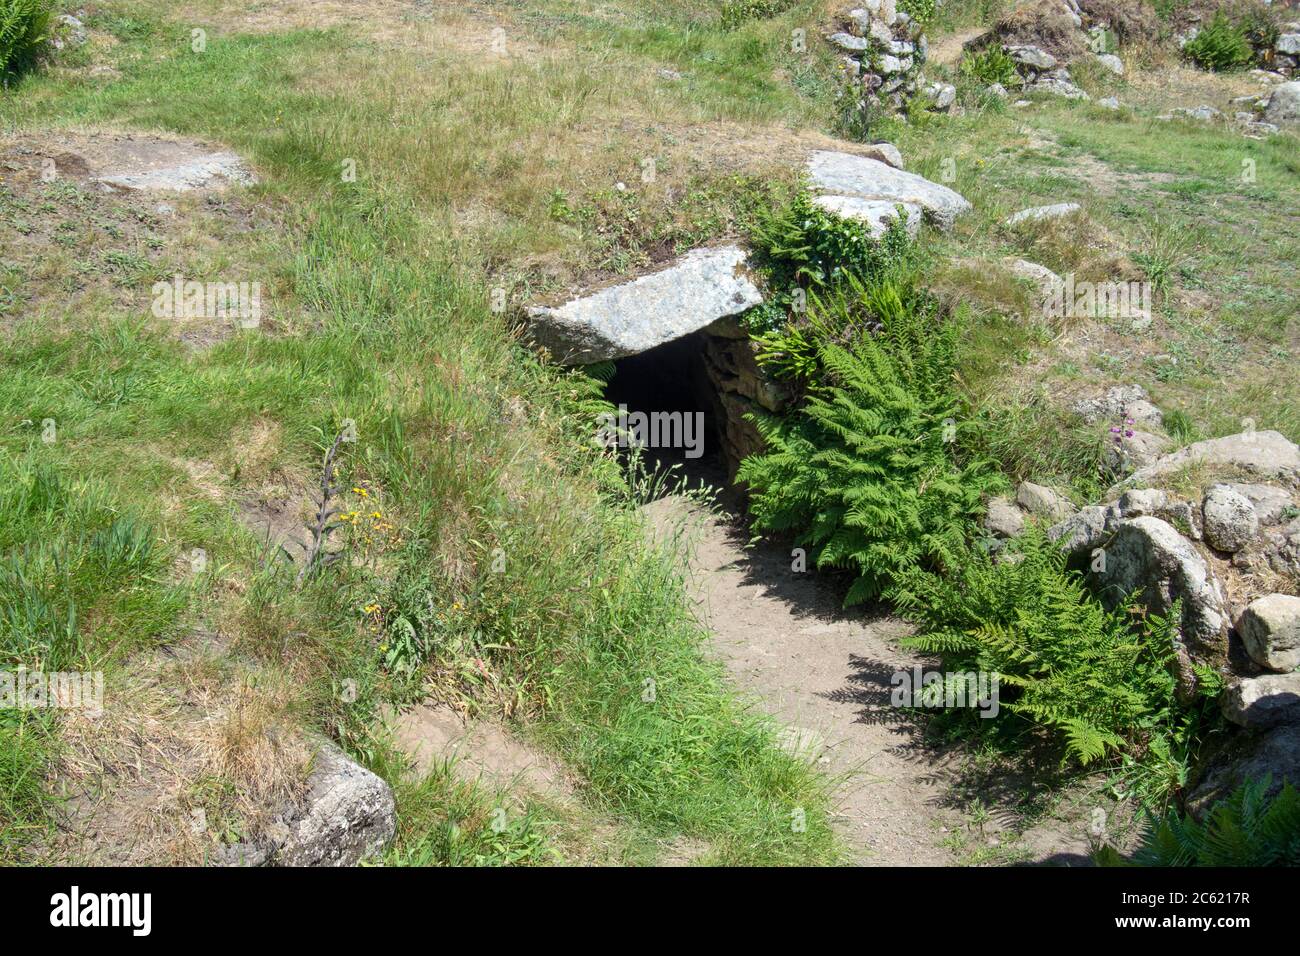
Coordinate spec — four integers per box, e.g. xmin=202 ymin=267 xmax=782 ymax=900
xmin=645 ymin=497 xmax=967 ymax=865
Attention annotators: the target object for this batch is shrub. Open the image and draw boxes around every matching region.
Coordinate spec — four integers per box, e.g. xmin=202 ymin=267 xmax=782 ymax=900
xmin=959 ymin=45 xmax=1019 ymax=87
xmin=0 ymin=0 xmax=51 ymax=76
xmin=738 ymin=276 xmax=1004 ymax=604
xmin=745 ymin=189 xmax=913 ymax=334
xmin=890 ymin=529 xmax=1195 ymax=779
xmin=1098 ymin=777 xmax=1300 ymax=866
xmin=720 ymin=0 xmax=795 ymax=30
xmin=1183 ymin=12 xmax=1254 ymax=72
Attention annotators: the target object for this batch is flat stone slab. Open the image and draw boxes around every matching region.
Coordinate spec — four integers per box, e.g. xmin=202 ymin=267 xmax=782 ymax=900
xmin=1125 ymin=430 xmax=1300 ymax=487
xmin=528 ymin=245 xmax=762 ymax=364
xmin=96 ymin=150 xmax=255 ymax=192
xmin=811 ymin=195 xmax=922 ymax=238
xmin=1005 ymin=202 xmax=1081 ymax=226
xmin=806 ymin=150 xmax=971 ymax=230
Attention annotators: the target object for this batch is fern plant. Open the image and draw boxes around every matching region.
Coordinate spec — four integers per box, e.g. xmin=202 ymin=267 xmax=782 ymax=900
xmin=890 ymin=528 xmax=1194 ymax=778
xmin=1184 ymin=12 xmax=1254 ymax=72
xmin=0 ymin=0 xmax=51 ymax=76
xmin=738 ymin=279 xmax=1003 ymax=604
xmin=1098 ymin=777 xmax=1300 ymax=866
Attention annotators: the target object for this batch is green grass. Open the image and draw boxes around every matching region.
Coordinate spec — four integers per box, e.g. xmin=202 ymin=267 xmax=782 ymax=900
xmin=0 ymin=8 xmax=840 ymax=864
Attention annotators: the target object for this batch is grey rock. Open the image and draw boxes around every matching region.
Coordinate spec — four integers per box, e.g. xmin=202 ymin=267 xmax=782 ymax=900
xmin=847 ymin=8 xmax=872 ymax=35
xmin=985 ymin=496 xmax=1026 ymax=538
xmin=527 ymin=246 xmax=763 ymax=364
xmin=1174 ymin=105 xmax=1222 ymax=122
xmin=1096 ymin=53 xmax=1124 ymax=76
xmin=1071 ymin=384 xmax=1163 ymax=429
xmin=1099 ymin=96 xmax=1120 ymax=110
xmin=1006 ymin=257 xmax=1062 ymax=302
xmin=1091 ymin=516 xmax=1228 ymax=654
xmin=1238 ymin=594 xmax=1300 ymax=673
xmin=94 ymin=152 xmax=256 ymax=192
xmin=1005 ymin=202 xmax=1081 ymax=227
xmin=890 ymin=40 xmax=915 ymax=56
xmin=811 ymin=196 xmax=922 ymax=238
xmin=1187 ymin=725 xmax=1300 ymax=819
xmin=1222 ymin=674 xmax=1300 ymax=729
xmin=829 ymin=32 xmax=870 ymax=52
xmin=1244 ymin=121 xmax=1280 ymax=137
xmin=806 ymin=151 xmax=972 ymax=230
xmin=1107 ymin=429 xmax=1173 ymax=475
xmin=1048 ymin=504 xmax=1111 ymax=554
xmin=1202 ymin=485 xmax=1260 ymax=553
xmin=274 ymin=741 xmax=396 ymax=866
xmin=1032 ymin=78 xmax=1089 ymax=100
xmin=931 ymin=83 xmax=957 ymax=109
xmin=1004 ymin=44 xmax=1057 ymax=71
xmin=1125 ymin=430 xmax=1300 ymax=487
xmin=1222 ymin=483 xmax=1293 ymax=526
xmin=1264 ymin=81 xmax=1300 ymax=125
xmin=868 ymin=19 xmax=895 ymax=45
xmin=1118 ymin=488 xmax=1169 ymax=518
xmin=860 ymin=142 xmax=905 ymax=169
xmin=1277 ymin=34 xmax=1300 ymax=56
xmin=52 ymin=13 xmax=88 ymax=49
xmin=1017 ymin=481 xmax=1076 ymax=522
xmin=988 ymin=83 xmax=1009 ymax=99
xmin=878 ymin=54 xmax=905 ymax=74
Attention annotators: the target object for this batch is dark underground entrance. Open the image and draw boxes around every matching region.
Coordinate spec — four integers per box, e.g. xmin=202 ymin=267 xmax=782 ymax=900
xmin=601 ymin=325 xmax=787 ymax=507
xmin=602 ymin=330 xmax=730 ymax=498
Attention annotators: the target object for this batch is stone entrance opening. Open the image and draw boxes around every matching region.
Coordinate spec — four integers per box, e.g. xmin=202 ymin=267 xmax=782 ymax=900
xmin=602 ymin=320 xmax=793 ymax=498
xmin=604 ymin=331 xmax=728 ymax=491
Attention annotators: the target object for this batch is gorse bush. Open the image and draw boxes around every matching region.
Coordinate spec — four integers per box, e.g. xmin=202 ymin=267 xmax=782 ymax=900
xmin=0 ymin=0 xmax=51 ymax=76
xmin=738 ymin=275 xmax=1003 ymax=604
xmin=890 ymin=529 xmax=1194 ymax=777
xmin=1183 ymin=12 xmax=1254 ymax=72
xmin=1098 ymin=777 xmax=1300 ymax=866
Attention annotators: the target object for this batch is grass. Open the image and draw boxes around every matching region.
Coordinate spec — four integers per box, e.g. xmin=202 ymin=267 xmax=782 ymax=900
xmin=0 ymin=2 xmax=844 ymax=864
xmin=2 ymin=0 xmax=1297 ymax=865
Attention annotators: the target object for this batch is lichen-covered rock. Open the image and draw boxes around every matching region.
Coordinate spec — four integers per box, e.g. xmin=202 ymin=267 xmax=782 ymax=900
xmin=1005 ymin=202 xmax=1081 ymax=227
xmin=1238 ymin=594 xmax=1300 ymax=673
xmin=1016 ymin=481 xmax=1075 ymax=522
xmin=1048 ymin=504 xmax=1111 ymax=554
xmin=1106 ymin=429 xmax=1172 ymax=476
xmin=1124 ymin=430 xmax=1300 ymax=488
xmin=1264 ymin=81 xmax=1300 ymax=125
xmin=806 ymin=151 xmax=971 ymax=230
xmin=527 ymin=245 xmax=763 ymax=364
xmin=1096 ymin=53 xmax=1124 ymax=75
xmin=1187 ymin=725 xmax=1300 ymax=819
xmin=1221 ymin=674 xmax=1300 ymax=729
xmin=1091 ymin=516 xmax=1228 ymax=657
xmin=1071 ymin=384 xmax=1164 ymax=430
xmin=1220 ymin=483 xmax=1293 ymax=526
xmin=1202 ymin=484 xmax=1260 ymax=553
xmin=1004 ymin=44 xmax=1057 ymax=71
xmin=273 ymin=742 xmax=397 ymax=867
xmin=810 ymin=196 xmax=922 ymax=238
xmin=985 ymin=496 xmax=1025 ymax=538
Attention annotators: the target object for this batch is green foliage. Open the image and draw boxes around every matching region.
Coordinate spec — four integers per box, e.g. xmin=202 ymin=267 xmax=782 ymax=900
xmin=1183 ymin=12 xmax=1254 ymax=72
xmin=745 ymin=190 xmax=914 ymax=334
xmin=738 ymin=278 xmax=1004 ymax=604
xmin=1099 ymin=777 xmax=1300 ymax=866
xmin=891 ymin=529 xmax=1194 ymax=783
xmin=898 ymin=0 xmax=938 ymax=26
xmin=720 ymin=0 xmax=795 ymax=30
xmin=959 ymin=45 xmax=1019 ymax=87
xmin=0 ymin=0 xmax=50 ymax=76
